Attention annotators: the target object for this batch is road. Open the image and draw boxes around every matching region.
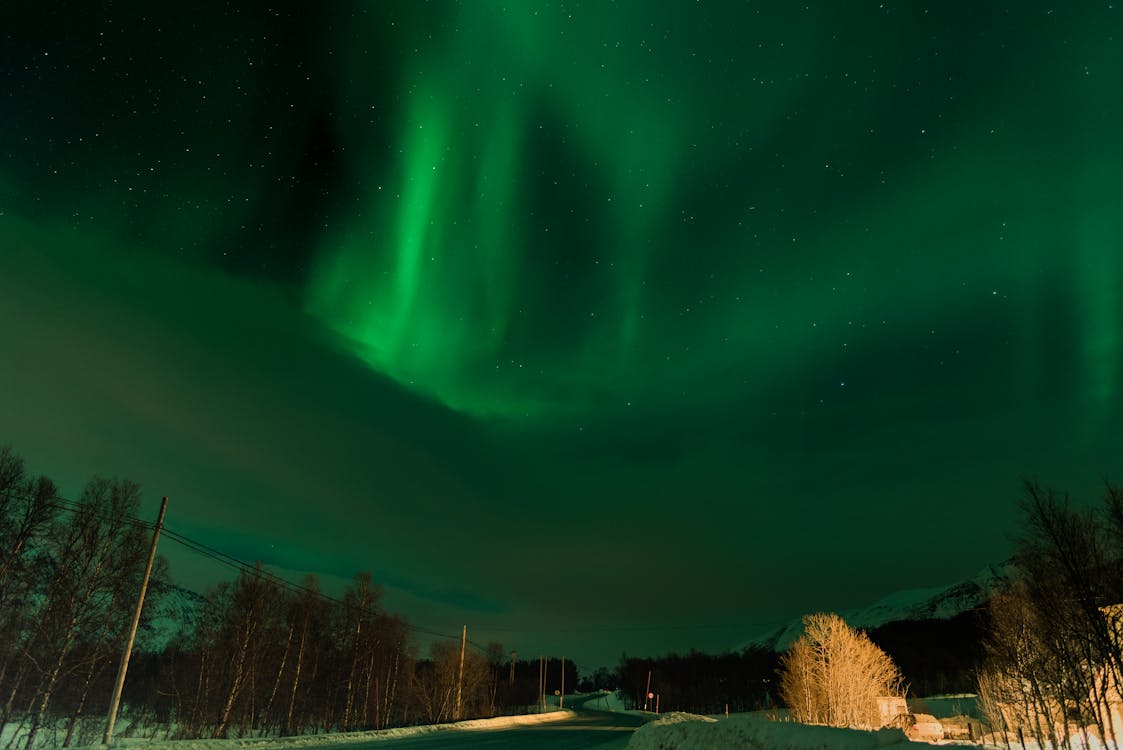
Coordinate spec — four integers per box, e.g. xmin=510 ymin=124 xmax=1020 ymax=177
xmin=323 ymin=711 xmax=645 ymax=750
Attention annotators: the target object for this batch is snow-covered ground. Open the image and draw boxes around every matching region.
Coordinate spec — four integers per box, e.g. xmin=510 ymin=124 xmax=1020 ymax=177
xmin=0 ymin=711 xmax=576 ymax=750
xmin=8 ymin=695 xmax=1108 ymax=750
xmin=625 ymin=713 xmax=918 ymax=750
xmin=976 ymin=732 xmax=1123 ymax=750
xmin=130 ymin=711 xmax=576 ymax=750
xmin=624 ymin=712 xmax=1123 ymax=750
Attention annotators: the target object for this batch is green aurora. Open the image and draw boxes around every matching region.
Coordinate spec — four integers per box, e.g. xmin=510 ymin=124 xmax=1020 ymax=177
xmin=1 ymin=1 xmax=1121 ymax=666
xmin=304 ymin=3 xmax=1123 ymax=419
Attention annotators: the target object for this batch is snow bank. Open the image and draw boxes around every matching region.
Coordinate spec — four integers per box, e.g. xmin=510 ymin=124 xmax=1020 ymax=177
xmin=979 ymin=730 xmax=1122 ymax=750
xmin=642 ymin=712 xmax=717 ymax=726
xmin=96 ymin=711 xmax=576 ymax=750
xmin=626 ymin=714 xmax=915 ymax=750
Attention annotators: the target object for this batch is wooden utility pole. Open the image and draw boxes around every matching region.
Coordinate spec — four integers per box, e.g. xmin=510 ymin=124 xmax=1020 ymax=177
xmin=454 ymin=625 xmax=467 ymax=720
xmin=509 ymin=650 xmax=516 ymax=688
xmin=538 ymin=656 xmax=544 ymax=712
xmin=560 ymin=656 xmax=565 ymax=709
xmin=104 ymin=496 xmax=167 ymax=746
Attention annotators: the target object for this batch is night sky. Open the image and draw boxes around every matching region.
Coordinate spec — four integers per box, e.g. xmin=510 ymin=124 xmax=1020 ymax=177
xmin=2 ymin=1 xmax=1121 ymax=669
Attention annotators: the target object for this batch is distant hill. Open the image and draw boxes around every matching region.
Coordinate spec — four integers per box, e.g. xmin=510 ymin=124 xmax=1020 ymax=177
xmin=742 ymin=562 xmax=1013 ymax=653
xmin=135 ymin=579 xmax=206 ymax=652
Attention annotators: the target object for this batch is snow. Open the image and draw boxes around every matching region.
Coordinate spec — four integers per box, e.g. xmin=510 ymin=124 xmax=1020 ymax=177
xmin=626 ymin=712 xmax=1123 ymax=749
xmin=979 ymin=731 xmax=1120 ymax=750
xmin=626 ymin=714 xmax=917 ymax=750
xmin=25 ymin=711 xmax=577 ymax=750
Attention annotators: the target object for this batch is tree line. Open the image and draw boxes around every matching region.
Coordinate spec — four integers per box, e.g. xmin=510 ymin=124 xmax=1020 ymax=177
xmin=615 ymin=647 xmax=780 ymax=715
xmin=865 ymin=609 xmax=984 ymax=697
xmin=0 ymin=446 xmax=566 ymax=748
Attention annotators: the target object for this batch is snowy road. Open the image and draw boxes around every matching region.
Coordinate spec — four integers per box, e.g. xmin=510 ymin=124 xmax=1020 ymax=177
xmin=320 ymin=712 xmax=643 ymax=749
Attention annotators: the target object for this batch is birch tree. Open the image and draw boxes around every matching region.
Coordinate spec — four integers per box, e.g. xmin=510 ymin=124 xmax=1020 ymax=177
xmin=0 ymin=449 xmax=58 ymax=740
xmin=22 ymin=477 xmax=149 ymax=750
xmin=779 ymin=612 xmax=904 ymax=729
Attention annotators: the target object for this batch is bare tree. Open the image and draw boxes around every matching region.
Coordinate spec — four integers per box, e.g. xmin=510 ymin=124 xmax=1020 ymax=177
xmin=212 ymin=564 xmax=276 ymax=738
xmin=0 ymin=449 xmax=59 ymax=741
xmin=779 ymin=612 xmax=904 ymax=729
xmin=283 ymin=577 xmax=328 ymax=736
xmin=977 ymin=584 xmax=1066 ymax=748
xmin=22 ymin=477 xmax=149 ymax=750
xmin=977 ymin=480 xmax=1123 ymax=747
xmin=337 ymin=572 xmax=381 ymax=731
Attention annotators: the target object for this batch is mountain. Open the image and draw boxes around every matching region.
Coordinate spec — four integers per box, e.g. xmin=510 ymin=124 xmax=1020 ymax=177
xmin=135 ymin=579 xmax=206 ymax=652
xmin=743 ymin=562 xmax=1014 ymax=653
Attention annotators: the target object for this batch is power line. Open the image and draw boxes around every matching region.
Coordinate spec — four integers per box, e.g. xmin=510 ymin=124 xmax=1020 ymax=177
xmin=159 ymin=527 xmax=496 ymax=652
xmin=47 ymin=496 xmax=154 ymax=531
xmin=47 ymin=492 xmax=482 ymax=650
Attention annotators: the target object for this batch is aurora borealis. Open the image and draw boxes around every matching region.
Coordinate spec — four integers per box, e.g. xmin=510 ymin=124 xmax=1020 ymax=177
xmin=2 ymin=1 xmax=1121 ymax=667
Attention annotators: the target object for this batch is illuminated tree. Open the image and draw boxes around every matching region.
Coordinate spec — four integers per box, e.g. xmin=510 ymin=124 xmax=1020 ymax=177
xmin=779 ymin=612 xmax=904 ymax=729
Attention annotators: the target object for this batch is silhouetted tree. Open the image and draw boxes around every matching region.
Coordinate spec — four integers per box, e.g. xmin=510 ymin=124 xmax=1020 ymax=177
xmin=616 ymin=648 xmax=778 ymax=715
xmin=22 ymin=477 xmax=151 ymax=750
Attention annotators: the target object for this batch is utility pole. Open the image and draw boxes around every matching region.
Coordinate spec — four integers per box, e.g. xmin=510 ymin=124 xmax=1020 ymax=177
xmin=104 ymin=496 xmax=167 ymax=746
xmin=538 ymin=656 xmax=544 ymax=712
xmin=509 ymin=650 xmax=516 ymax=689
xmin=454 ymin=625 xmax=466 ymax=720
xmin=644 ymin=670 xmax=652 ymax=713
xmin=560 ymin=656 xmax=565 ymax=709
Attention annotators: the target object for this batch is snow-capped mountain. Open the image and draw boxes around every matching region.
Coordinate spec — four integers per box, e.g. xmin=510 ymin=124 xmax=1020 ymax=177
xmin=743 ymin=562 xmax=1014 ymax=652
